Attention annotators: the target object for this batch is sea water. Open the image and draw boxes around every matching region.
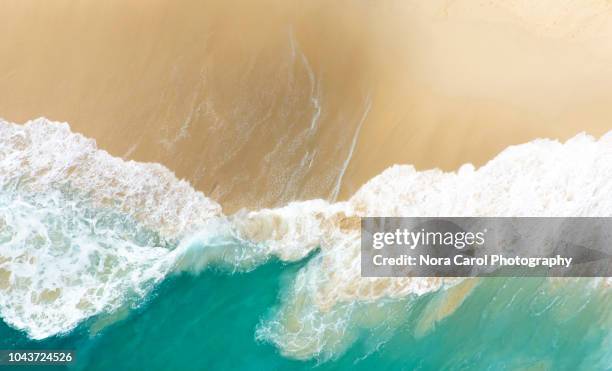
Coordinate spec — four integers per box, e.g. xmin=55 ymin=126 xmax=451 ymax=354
xmin=0 ymin=118 xmax=610 ymax=370
xmin=1 ymin=264 xmax=609 ymax=370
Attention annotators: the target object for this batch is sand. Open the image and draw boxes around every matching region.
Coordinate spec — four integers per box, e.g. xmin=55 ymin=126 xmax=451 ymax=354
xmin=1 ymin=0 xmax=612 ymax=212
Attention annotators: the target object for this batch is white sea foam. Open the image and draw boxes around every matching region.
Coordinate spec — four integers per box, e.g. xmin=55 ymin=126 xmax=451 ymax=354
xmin=0 ymin=118 xmax=221 ymax=238
xmin=0 ymin=187 xmax=175 ymax=339
xmin=0 ymin=118 xmax=222 ymax=338
xmin=251 ymin=131 xmax=612 ymax=358
xmin=1 ymin=117 xmax=611 ymax=355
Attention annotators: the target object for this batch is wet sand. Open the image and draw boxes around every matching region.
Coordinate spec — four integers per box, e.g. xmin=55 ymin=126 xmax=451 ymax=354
xmin=1 ymin=0 xmax=612 ymax=212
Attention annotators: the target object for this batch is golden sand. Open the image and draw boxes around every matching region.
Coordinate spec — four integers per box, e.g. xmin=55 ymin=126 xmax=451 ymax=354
xmin=2 ymin=0 xmax=612 ymax=211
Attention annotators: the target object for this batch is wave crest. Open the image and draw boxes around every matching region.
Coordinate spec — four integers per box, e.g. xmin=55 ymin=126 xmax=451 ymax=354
xmin=1 ymin=118 xmax=611 ymax=358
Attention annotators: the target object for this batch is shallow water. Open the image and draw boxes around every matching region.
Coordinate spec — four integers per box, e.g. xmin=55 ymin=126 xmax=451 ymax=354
xmin=1 ymin=118 xmax=611 ymax=369
xmin=3 ymin=0 xmax=612 ymax=210
xmin=2 ymin=260 xmax=609 ymax=370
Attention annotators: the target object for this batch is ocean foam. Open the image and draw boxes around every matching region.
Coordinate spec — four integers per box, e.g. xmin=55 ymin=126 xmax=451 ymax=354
xmin=0 ymin=118 xmax=222 ymax=338
xmin=0 ymin=118 xmax=221 ymax=238
xmin=0 ymin=187 xmax=175 ymax=339
xmin=251 ymin=132 xmax=612 ymax=358
xmin=1 ymin=118 xmax=611 ymax=356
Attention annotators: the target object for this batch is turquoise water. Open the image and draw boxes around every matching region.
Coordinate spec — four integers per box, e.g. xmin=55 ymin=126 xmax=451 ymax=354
xmin=2 ymin=115 xmax=611 ymax=370
xmin=2 ymin=255 xmax=609 ymax=370
xmin=0 ymin=118 xmax=610 ymax=369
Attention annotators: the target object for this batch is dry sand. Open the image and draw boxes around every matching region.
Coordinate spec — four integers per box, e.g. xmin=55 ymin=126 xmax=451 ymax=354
xmin=1 ymin=0 xmax=612 ymax=212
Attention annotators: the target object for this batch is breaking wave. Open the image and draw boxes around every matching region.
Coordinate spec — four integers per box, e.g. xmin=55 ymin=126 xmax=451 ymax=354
xmin=0 ymin=118 xmax=610 ymax=360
